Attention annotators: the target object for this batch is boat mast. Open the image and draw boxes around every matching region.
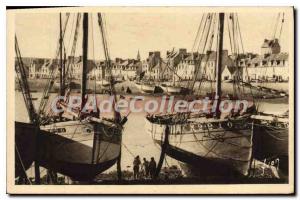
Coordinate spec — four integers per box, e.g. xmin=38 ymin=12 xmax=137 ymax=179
xmin=81 ymin=13 xmax=88 ymax=109
xmin=215 ymin=13 xmax=225 ymax=117
xmin=59 ymin=13 xmax=65 ymax=96
xmin=97 ymin=13 xmax=120 ymax=121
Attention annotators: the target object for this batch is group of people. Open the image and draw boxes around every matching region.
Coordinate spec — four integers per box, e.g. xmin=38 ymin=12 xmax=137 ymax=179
xmin=133 ymin=156 xmax=157 ymax=180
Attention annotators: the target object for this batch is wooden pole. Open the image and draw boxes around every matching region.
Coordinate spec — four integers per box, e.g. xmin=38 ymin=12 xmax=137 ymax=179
xmin=34 ymin=127 xmax=40 ymax=184
xmin=81 ymin=13 xmax=88 ymax=109
xmin=154 ymin=126 xmax=170 ymax=179
xmin=59 ymin=13 xmax=64 ymax=96
xmin=117 ymin=147 xmax=122 ymax=181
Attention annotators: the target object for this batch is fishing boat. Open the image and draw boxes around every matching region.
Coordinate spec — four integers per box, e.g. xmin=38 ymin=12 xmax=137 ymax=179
xmin=15 ymin=122 xmax=37 ymax=178
xmin=96 ymin=79 xmax=110 ymax=87
xmin=14 ymin=35 xmax=42 ymax=180
xmin=145 ymin=114 xmax=253 ymax=176
xmin=38 ymin=118 xmax=122 ymax=180
xmin=15 ymin=13 xmax=126 ymax=181
xmin=250 ymin=13 xmax=289 ymax=176
xmin=159 ymin=83 xmax=183 ymax=95
xmin=134 ymin=81 xmax=156 ymax=93
xmin=251 ymin=112 xmax=289 ymax=174
xmin=145 ymin=13 xmax=255 ymax=177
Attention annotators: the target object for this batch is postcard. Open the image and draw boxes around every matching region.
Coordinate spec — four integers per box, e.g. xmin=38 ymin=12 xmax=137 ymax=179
xmin=7 ymin=6 xmax=294 ymax=194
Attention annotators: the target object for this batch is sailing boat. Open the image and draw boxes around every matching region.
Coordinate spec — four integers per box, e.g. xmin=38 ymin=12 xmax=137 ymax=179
xmin=14 ymin=34 xmax=42 ymax=179
xmin=250 ymin=13 xmax=289 ymax=175
xmin=34 ymin=13 xmax=125 ymax=181
xmin=251 ymin=112 xmax=288 ymax=174
xmin=145 ymin=13 xmax=254 ymax=177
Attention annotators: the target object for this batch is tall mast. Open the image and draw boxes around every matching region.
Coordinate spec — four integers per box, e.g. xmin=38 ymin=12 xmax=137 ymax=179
xmin=215 ymin=13 xmax=225 ymax=117
xmin=15 ymin=36 xmax=38 ymax=123
xmin=97 ymin=13 xmax=120 ymax=122
xmin=59 ymin=13 xmax=64 ymax=96
xmin=81 ymin=13 xmax=88 ymax=109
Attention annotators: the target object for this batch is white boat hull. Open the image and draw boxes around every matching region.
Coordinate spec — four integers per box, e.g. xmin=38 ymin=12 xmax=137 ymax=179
xmin=159 ymin=85 xmax=182 ymax=94
xmin=135 ymin=82 xmax=156 ymax=93
xmin=96 ymin=80 xmax=110 ymax=87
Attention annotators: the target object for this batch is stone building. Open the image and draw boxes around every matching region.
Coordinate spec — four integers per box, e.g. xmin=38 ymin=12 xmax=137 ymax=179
xmin=242 ymin=39 xmax=289 ymax=82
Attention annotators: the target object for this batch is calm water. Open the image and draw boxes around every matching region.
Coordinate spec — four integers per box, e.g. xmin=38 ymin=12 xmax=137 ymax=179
xmin=15 ymin=92 xmax=289 ymax=177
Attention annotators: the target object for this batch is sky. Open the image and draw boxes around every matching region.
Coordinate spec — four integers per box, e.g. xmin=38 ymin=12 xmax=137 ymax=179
xmin=14 ymin=11 xmax=291 ymax=60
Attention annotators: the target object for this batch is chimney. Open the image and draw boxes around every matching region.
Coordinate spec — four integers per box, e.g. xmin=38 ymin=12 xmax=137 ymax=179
xmin=154 ymin=51 xmax=161 ymax=57
xmin=179 ymin=48 xmax=187 ymax=55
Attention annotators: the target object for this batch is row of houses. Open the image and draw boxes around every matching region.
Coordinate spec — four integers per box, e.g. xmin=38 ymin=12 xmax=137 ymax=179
xmin=25 ymin=38 xmax=289 ymax=82
xmin=28 ymin=56 xmax=141 ymax=81
xmin=141 ymin=49 xmax=240 ymax=82
xmin=141 ymin=38 xmax=289 ymax=82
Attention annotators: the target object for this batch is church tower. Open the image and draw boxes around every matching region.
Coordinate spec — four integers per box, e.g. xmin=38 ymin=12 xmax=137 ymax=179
xmin=137 ymin=50 xmax=141 ymax=61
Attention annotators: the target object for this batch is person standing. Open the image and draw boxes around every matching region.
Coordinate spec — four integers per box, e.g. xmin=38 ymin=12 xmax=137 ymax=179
xmin=141 ymin=158 xmax=150 ymax=178
xmin=133 ymin=155 xmax=141 ymax=180
xmin=149 ymin=157 xmax=157 ymax=179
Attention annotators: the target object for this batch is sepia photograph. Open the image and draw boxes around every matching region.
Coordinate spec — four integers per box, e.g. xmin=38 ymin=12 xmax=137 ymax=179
xmin=6 ymin=6 xmax=294 ymax=194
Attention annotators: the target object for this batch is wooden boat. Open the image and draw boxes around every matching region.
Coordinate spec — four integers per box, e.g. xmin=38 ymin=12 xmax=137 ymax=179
xmin=159 ymin=84 xmax=182 ymax=94
xmin=146 ymin=115 xmax=253 ymax=176
xmin=135 ymin=81 xmax=156 ymax=93
xmin=14 ymin=36 xmax=41 ymax=180
xmin=251 ymin=113 xmax=289 ymax=174
xmin=96 ymin=79 xmax=110 ymax=87
xmin=15 ymin=122 xmax=37 ymax=178
xmin=36 ymin=13 xmax=125 ymax=181
xmin=145 ymin=13 xmax=255 ymax=178
xmin=15 ymin=13 xmax=125 ymax=181
xmin=38 ymin=118 xmax=122 ymax=181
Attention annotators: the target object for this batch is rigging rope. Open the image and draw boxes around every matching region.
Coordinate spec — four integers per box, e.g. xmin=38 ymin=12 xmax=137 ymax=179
xmin=38 ymin=14 xmax=70 ymax=118
xmin=122 ymin=143 xmax=136 ymax=158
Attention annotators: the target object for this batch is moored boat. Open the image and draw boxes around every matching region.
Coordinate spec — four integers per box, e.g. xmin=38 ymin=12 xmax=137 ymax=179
xmin=135 ymin=81 xmax=156 ymax=93
xmin=146 ymin=114 xmax=253 ymax=176
xmin=251 ymin=113 xmax=289 ymax=174
xmin=15 ymin=122 xmax=37 ymax=178
xmin=14 ymin=13 xmax=127 ymax=182
xmin=96 ymin=79 xmax=110 ymax=87
xmin=159 ymin=84 xmax=182 ymax=94
xmin=38 ymin=118 xmax=122 ymax=181
xmin=145 ymin=13 xmax=256 ymax=178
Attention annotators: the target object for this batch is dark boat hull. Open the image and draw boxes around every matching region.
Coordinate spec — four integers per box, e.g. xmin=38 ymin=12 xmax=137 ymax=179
xmin=38 ymin=120 xmax=122 ymax=181
xmin=15 ymin=122 xmax=37 ymax=178
xmin=253 ymin=124 xmax=288 ymax=174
